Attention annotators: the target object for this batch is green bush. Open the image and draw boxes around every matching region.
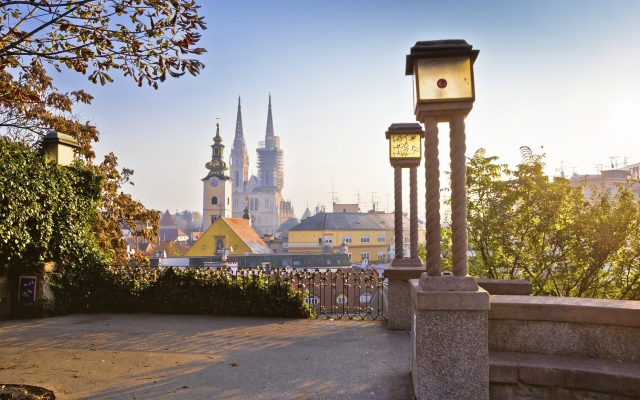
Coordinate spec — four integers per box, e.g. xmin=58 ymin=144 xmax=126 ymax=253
xmin=53 ymin=265 xmax=312 ymax=318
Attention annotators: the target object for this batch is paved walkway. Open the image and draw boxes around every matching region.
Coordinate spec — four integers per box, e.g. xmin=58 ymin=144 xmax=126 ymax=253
xmin=0 ymin=314 xmax=413 ymax=399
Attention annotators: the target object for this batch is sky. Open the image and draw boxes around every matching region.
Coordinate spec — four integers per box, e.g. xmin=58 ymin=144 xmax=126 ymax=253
xmin=52 ymin=0 xmax=640 ymax=219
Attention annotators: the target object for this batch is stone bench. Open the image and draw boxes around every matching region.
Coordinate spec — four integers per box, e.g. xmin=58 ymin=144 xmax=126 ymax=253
xmin=490 ymin=350 xmax=640 ymax=399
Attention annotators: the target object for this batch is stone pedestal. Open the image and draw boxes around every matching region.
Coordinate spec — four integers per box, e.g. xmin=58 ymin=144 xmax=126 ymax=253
xmin=410 ymin=274 xmax=490 ymax=400
xmin=385 ymin=266 xmax=424 ymax=330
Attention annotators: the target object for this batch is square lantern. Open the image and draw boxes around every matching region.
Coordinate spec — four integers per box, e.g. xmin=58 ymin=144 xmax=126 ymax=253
xmin=406 ymin=40 xmax=479 ymax=107
xmin=42 ymin=130 xmax=80 ymax=166
xmin=385 ymin=123 xmax=425 ymax=167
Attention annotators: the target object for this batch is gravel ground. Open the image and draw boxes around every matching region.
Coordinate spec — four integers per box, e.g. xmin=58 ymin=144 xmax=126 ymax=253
xmin=0 ymin=314 xmax=413 ymax=400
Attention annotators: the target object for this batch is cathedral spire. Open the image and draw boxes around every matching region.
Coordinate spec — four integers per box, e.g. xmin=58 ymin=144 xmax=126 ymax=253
xmin=234 ymin=94 xmax=244 ymax=143
xmin=265 ymin=92 xmax=275 ymax=142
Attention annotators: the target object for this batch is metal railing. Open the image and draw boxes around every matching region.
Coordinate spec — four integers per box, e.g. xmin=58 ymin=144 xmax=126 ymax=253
xmin=105 ymin=266 xmax=386 ymax=320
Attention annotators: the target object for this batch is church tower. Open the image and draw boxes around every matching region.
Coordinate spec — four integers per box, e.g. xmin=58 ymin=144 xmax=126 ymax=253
xmin=230 ymin=95 xmax=249 ymax=217
xmin=202 ymin=119 xmax=232 ymax=231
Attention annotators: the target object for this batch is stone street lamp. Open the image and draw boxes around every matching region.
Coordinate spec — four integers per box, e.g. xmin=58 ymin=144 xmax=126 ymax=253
xmin=385 ymin=123 xmax=424 ymax=267
xmin=406 ymin=39 xmax=478 ymax=278
xmin=406 ymin=40 xmax=490 ymax=400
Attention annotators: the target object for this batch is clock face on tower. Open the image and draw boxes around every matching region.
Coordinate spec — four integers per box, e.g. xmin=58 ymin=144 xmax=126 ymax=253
xmin=209 ymin=177 xmax=219 ymax=187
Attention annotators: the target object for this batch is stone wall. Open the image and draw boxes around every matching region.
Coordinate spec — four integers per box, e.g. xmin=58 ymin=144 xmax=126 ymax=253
xmin=488 ymin=295 xmax=640 ymax=399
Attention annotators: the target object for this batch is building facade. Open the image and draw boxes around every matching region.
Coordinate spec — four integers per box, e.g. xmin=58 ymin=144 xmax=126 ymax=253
xmin=287 ymin=212 xmax=425 ymax=263
xmin=229 ymin=94 xmax=295 ymax=236
xmin=569 ymin=168 xmax=639 ymax=200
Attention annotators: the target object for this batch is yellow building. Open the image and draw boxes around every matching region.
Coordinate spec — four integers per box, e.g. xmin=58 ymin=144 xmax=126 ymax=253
xmin=286 ymin=212 xmax=425 ymax=263
xmin=185 ymin=217 xmax=272 ymax=257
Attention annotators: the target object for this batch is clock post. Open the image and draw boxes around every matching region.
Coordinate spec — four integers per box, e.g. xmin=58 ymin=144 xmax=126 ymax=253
xmin=382 ymin=123 xmax=426 ymax=331
xmin=385 ymin=123 xmax=424 ymax=267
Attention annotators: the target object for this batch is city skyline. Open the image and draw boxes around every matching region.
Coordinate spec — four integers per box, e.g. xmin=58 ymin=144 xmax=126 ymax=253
xmin=47 ymin=0 xmax=640 ymax=218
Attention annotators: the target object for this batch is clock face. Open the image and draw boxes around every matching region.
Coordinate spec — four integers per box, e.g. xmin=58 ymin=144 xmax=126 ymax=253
xmin=209 ymin=177 xmax=219 ymax=187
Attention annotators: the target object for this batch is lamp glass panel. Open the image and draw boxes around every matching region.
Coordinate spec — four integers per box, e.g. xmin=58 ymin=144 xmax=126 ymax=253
xmin=389 ymin=133 xmax=422 ymax=159
xmin=416 ymin=56 xmax=473 ymax=101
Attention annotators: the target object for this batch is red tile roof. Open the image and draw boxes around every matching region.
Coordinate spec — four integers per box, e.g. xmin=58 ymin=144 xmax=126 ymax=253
xmin=224 ymin=218 xmax=272 ymax=254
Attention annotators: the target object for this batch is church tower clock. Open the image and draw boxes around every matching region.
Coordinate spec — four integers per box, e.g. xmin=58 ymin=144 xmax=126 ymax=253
xmin=202 ymin=118 xmax=232 ymax=231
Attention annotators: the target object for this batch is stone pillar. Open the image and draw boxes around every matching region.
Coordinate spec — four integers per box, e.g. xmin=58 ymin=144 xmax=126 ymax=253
xmin=409 ymin=166 xmax=418 ymax=259
xmin=394 ymin=166 xmax=403 ymax=259
xmin=413 ymin=101 xmax=487 ymax=399
xmin=384 ymin=268 xmax=423 ymax=330
xmin=423 ymin=117 xmax=441 ymax=276
xmin=410 ymin=275 xmax=490 ymax=399
xmin=449 ymin=115 xmax=468 ymax=276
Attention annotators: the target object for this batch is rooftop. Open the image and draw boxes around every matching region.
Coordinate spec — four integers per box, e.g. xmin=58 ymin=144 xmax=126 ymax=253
xmin=290 ymin=212 xmax=420 ymax=231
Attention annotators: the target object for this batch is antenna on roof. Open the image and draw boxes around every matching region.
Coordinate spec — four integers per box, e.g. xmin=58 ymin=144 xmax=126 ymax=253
xmin=624 ymin=157 xmax=630 ymax=167
xmin=384 ymin=193 xmax=391 ymax=213
xmin=609 ymin=156 xmax=619 ymax=169
xmin=328 ymin=180 xmax=339 ymax=204
xmin=353 ymin=190 xmax=361 ymax=212
xmin=368 ymin=192 xmax=378 ymax=213
xmin=594 ymin=164 xmax=603 ymax=172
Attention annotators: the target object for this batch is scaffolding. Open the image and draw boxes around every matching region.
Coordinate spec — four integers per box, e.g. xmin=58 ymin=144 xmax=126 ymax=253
xmin=256 ymin=137 xmax=284 ymax=190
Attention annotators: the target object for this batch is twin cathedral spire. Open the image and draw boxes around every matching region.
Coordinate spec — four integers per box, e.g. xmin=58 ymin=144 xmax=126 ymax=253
xmin=203 ymin=93 xmax=293 ymax=236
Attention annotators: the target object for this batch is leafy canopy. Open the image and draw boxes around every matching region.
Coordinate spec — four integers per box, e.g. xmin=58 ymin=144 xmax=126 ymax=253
xmin=0 ymin=0 xmax=207 ymax=263
xmin=421 ymin=147 xmax=640 ymax=300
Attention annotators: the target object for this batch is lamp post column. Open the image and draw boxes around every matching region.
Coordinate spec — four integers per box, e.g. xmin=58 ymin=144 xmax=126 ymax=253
xmin=394 ymin=166 xmax=404 ymax=259
xmin=449 ymin=115 xmax=468 ymax=276
xmin=409 ymin=166 xmax=418 ymax=259
xmin=423 ymin=117 xmax=441 ymax=276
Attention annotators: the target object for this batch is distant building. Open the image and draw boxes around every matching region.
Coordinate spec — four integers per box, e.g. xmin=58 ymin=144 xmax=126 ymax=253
xmin=185 ymin=217 xmax=272 ymax=257
xmin=159 ymin=210 xmax=188 ymax=242
xmin=569 ymin=168 xmax=639 ymax=200
xmin=287 ymin=212 xmax=425 ymax=263
xmin=229 ymin=95 xmax=295 ymax=237
xmin=200 ymin=120 xmax=233 ymax=232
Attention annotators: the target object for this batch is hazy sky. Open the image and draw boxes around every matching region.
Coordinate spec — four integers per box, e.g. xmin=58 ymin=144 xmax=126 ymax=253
xmin=53 ymin=0 xmax=640 ymax=218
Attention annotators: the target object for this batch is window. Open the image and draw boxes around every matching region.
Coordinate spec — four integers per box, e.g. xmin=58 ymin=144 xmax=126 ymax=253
xmin=342 ymin=236 xmax=352 ymax=244
xmin=405 ymin=235 xmax=410 ymax=242
xmin=212 ymin=196 xmax=218 ymax=205
xmin=324 ymin=236 xmax=333 ymax=244
xmin=305 ymin=296 xmax=319 ymax=306
xmin=336 ymin=259 xmax=341 ymax=265
xmin=214 ymin=147 xmax=219 ymax=155
xmin=293 ymin=259 xmax=300 ymax=266
xmin=336 ymin=294 xmax=348 ymax=305
xmin=360 ymin=293 xmax=372 ymax=303
xmin=211 ymin=215 xmax=217 ymax=224
xmin=377 ymin=234 xmax=386 ymax=243
xmin=361 ymin=252 xmax=370 ymax=261
xmin=326 ymin=259 xmax=332 ymax=265
xmin=360 ymin=235 xmax=370 ymax=243
xmin=378 ymin=252 xmax=386 ymax=260
xmin=227 ymin=197 xmax=230 ymax=205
